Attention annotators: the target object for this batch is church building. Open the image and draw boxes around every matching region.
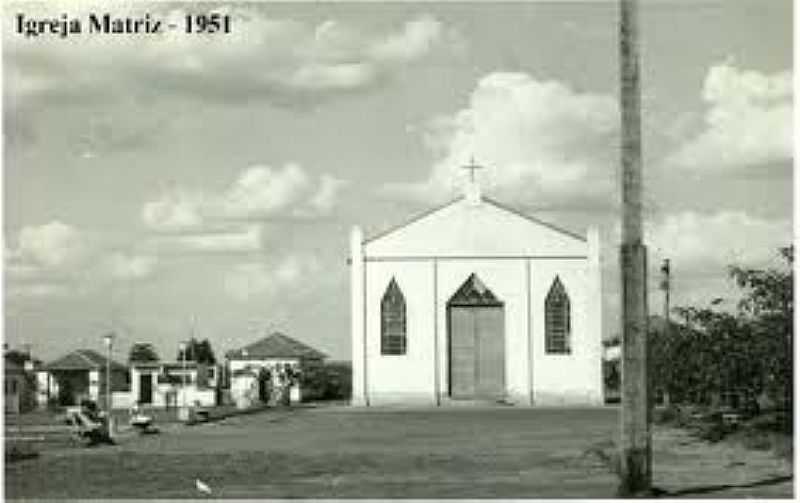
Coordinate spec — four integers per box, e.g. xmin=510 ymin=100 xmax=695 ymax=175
xmin=350 ymin=174 xmax=603 ymax=406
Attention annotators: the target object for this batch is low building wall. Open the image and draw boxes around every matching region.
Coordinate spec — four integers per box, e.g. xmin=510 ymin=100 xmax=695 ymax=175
xmin=112 ymin=391 xmax=135 ymax=410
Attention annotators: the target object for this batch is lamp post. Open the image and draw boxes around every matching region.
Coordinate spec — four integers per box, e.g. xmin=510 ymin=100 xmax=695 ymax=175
xmin=102 ymin=332 xmax=114 ymax=437
xmin=178 ymin=341 xmax=187 ymax=421
xmin=102 ymin=333 xmax=114 ymax=411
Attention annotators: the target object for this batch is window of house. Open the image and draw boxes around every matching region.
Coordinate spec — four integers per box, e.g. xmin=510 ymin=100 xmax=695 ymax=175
xmin=381 ymin=278 xmax=407 ymax=355
xmin=545 ymin=276 xmax=571 ymax=354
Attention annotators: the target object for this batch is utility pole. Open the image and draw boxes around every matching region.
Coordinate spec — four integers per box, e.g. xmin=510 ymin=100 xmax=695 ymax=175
xmin=618 ymin=0 xmax=651 ymax=496
xmin=660 ymin=259 xmax=671 ymax=407
xmin=660 ymin=259 xmax=670 ymax=327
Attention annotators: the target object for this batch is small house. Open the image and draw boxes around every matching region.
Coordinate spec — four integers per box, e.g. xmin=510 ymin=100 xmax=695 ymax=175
xmin=4 ymin=351 xmax=38 ymax=414
xmin=113 ymin=361 xmax=220 ymax=409
xmin=37 ymin=349 xmax=128 ymax=408
xmin=226 ymin=332 xmax=326 ymax=407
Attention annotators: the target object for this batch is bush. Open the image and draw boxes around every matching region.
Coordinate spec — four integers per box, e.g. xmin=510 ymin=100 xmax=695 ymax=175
xmin=300 ymin=361 xmax=351 ymax=401
xmin=696 ymin=421 xmax=728 ymax=443
xmin=653 ymin=406 xmax=680 ymax=425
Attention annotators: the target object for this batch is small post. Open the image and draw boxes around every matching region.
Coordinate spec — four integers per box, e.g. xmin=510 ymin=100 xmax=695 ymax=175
xmin=660 ymin=259 xmax=671 ymax=407
xmin=178 ymin=341 xmax=189 ymax=421
xmin=660 ymin=259 xmax=670 ymax=327
xmin=102 ymin=332 xmax=115 ymax=436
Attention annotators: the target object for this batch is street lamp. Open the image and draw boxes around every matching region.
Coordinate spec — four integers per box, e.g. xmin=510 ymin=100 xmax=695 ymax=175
xmin=102 ymin=333 xmax=114 ymax=411
xmin=102 ymin=332 xmax=115 ymax=438
xmin=178 ymin=341 xmax=187 ymax=419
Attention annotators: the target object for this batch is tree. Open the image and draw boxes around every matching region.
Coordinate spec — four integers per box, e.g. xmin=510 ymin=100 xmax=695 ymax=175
xmin=176 ymin=338 xmax=216 ymax=364
xmin=729 ymin=245 xmax=793 ymax=410
xmin=128 ymin=343 xmax=159 ymax=363
xmin=651 ymin=246 xmax=793 ymax=411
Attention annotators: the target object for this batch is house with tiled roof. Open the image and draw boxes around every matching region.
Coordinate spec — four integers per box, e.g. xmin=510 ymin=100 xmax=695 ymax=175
xmin=4 ymin=349 xmax=40 ymax=414
xmin=36 ymin=349 xmax=129 ymax=408
xmin=226 ymin=332 xmax=327 ymax=408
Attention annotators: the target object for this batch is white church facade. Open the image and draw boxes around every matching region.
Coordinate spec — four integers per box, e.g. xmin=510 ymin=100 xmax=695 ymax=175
xmin=350 ymin=183 xmax=603 ymax=407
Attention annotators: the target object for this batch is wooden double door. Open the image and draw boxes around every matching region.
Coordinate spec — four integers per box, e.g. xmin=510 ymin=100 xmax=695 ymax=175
xmin=448 ymin=299 xmax=506 ymax=401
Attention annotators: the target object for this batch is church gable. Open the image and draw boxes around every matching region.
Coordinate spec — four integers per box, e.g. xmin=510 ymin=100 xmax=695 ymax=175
xmin=364 ymin=196 xmax=587 ymax=258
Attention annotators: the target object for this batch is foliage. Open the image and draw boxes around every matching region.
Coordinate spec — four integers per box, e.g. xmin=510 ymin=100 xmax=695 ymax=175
xmin=650 ymin=246 xmax=792 ymax=410
xmin=128 ymin=343 xmax=159 ymax=363
xmin=300 ymin=361 xmax=352 ymax=401
xmin=176 ymin=338 xmax=216 ymax=364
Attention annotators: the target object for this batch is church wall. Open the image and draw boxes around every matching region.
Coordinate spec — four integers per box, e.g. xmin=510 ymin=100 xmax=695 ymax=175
xmin=530 ymin=259 xmax=603 ymax=405
xmin=364 ymin=260 xmax=437 ymax=405
xmin=435 ymin=259 xmax=530 ymax=404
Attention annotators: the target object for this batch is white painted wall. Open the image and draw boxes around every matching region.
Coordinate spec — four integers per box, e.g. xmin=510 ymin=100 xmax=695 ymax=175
xmin=364 ymin=260 xmax=436 ymax=405
xmin=365 ymin=198 xmax=587 ymax=258
xmin=88 ymin=370 xmax=100 ymax=402
xmin=530 ymin=258 xmax=603 ymax=405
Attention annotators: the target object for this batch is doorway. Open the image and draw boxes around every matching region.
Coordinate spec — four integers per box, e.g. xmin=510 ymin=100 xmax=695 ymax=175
xmin=447 ymin=274 xmax=505 ymax=399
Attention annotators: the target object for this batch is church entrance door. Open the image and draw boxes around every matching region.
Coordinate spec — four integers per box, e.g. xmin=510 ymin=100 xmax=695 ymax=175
xmin=447 ymin=274 xmax=505 ymax=400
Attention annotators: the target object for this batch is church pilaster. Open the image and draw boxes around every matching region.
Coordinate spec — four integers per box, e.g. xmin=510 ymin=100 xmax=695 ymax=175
xmin=350 ymin=226 xmax=368 ymax=406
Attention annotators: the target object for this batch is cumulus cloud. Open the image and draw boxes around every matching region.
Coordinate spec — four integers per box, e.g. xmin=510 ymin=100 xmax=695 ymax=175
xmin=667 ymin=62 xmax=792 ymax=172
xmin=386 ymin=72 xmax=618 ymax=207
xmin=14 ymin=220 xmax=88 ymax=268
xmin=5 ymin=221 xmax=159 ymax=298
xmin=223 ymin=255 xmax=321 ymax=301
xmin=5 ymin=6 xmax=446 ymax=108
xmin=646 ymin=211 xmax=791 ymax=273
xmin=141 ymin=189 xmax=205 ymax=233
xmin=142 ymin=164 xmax=344 ymax=234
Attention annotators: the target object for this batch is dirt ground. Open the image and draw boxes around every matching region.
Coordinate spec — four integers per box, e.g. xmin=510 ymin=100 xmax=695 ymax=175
xmin=5 ymin=405 xmax=793 ymax=498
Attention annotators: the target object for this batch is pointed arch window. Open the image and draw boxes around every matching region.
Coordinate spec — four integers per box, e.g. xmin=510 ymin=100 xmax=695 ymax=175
xmin=381 ymin=278 xmax=407 ymax=355
xmin=545 ymin=276 xmax=571 ymax=354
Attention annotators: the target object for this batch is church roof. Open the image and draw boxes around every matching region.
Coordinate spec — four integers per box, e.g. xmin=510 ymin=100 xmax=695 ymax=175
xmin=44 ymin=349 xmax=127 ymax=372
xmin=226 ymin=332 xmax=327 ymax=361
xmin=363 ymin=195 xmax=590 ymax=259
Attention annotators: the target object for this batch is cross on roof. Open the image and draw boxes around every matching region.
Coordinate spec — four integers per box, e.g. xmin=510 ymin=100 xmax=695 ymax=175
xmin=462 ymin=156 xmax=485 ymax=182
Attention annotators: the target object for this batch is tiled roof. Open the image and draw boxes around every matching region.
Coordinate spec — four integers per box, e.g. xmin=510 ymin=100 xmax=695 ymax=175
xmin=44 ymin=349 xmax=127 ymax=372
xmin=226 ymin=332 xmax=326 ymax=360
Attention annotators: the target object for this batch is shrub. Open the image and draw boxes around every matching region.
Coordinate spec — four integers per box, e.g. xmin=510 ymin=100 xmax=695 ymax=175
xmin=653 ymin=406 xmax=680 ymax=425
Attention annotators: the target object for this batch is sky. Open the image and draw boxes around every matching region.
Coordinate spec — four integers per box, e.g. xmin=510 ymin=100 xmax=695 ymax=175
xmin=3 ymin=0 xmax=793 ymax=363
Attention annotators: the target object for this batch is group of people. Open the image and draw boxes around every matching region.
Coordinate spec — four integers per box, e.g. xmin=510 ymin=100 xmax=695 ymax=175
xmin=255 ymin=363 xmax=299 ymax=406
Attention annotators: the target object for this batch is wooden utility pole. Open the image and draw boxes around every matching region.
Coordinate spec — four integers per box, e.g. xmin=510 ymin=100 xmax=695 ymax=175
xmin=618 ymin=0 xmax=651 ymax=496
xmin=660 ymin=259 xmax=671 ymax=407
xmin=660 ymin=259 xmax=670 ymax=326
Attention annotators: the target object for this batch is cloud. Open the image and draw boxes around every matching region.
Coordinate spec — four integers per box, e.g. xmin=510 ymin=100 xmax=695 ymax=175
xmin=223 ymin=255 xmax=321 ymax=301
xmin=368 ymin=16 xmax=443 ymax=63
xmin=145 ymin=226 xmax=263 ymax=254
xmin=13 ymin=221 xmax=89 ymax=268
xmin=646 ymin=211 xmax=791 ymax=274
xmin=308 ymin=175 xmax=348 ymax=215
xmin=5 ymin=221 xmax=159 ymax=298
xmin=5 ymin=8 xmax=447 ymax=108
xmin=142 ymin=164 xmax=344 ymax=234
xmin=217 ymin=164 xmax=315 ymax=219
xmin=666 ymin=62 xmax=792 ymax=172
xmin=142 ymin=189 xmax=205 ymax=233
xmin=385 ymin=72 xmax=619 ymax=208
xmin=103 ymin=252 xmax=158 ymax=281
xmin=5 ymin=283 xmax=72 ymax=299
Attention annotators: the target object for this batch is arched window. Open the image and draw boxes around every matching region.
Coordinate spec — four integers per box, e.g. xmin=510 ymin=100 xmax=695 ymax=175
xmin=545 ymin=276 xmax=571 ymax=354
xmin=381 ymin=278 xmax=407 ymax=355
